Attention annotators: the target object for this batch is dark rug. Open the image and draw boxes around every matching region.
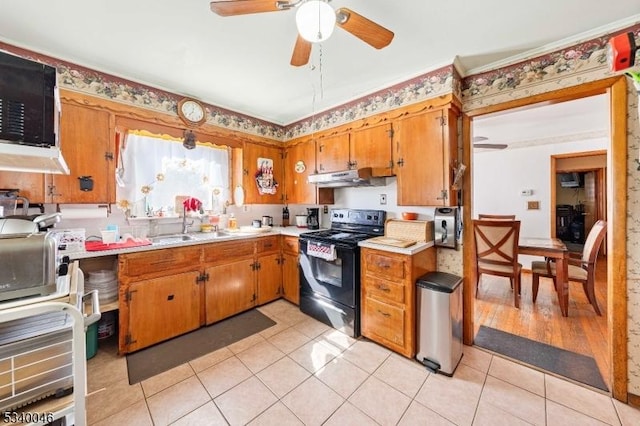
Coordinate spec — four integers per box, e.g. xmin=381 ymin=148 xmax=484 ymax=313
xmin=475 ymin=325 xmax=608 ymax=391
xmin=127 ymin=309 xmax=276 ymax=384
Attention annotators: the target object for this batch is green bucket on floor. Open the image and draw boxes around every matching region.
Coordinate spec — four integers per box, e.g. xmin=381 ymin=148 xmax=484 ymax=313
xmin=86 ymin=322 xmax=98 ymax=360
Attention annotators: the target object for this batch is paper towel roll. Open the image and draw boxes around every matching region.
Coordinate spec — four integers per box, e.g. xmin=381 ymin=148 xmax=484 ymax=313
xmin=60 ymin=207 xmax=108 ymax=219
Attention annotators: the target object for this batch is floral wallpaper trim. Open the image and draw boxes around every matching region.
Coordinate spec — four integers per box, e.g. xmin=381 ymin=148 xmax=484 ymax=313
xmin=284 ymin=65 xmax=457 ymax=139
xmin=0 ymin=42 xmax=285 ymax=141
xmin=461 ymin=24 xmax=640 ymax=106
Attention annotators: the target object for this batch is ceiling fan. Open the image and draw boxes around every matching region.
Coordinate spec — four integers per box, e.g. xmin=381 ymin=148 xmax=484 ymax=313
xmin=209 ymin=0 xmax=394 ymax=66
xmin=473 ymin=136 xmax=508 ymax=150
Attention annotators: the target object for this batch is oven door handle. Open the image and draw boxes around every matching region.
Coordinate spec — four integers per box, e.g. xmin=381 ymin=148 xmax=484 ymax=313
xmin=82 ymin=290 xmax=101 ymax=328
xmin=300 ymin=239 xmax=353 ymax=251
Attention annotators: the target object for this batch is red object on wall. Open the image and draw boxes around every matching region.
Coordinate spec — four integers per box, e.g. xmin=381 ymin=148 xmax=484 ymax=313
xmin=607 ymin=32 xmax=637 ymax=72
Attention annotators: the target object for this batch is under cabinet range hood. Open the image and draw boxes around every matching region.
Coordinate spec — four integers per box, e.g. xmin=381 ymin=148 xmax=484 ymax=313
xmin=0 ymin=143 xmax=69 ymax=174
xmin=308 ymin=167 xmax=386 ymax=188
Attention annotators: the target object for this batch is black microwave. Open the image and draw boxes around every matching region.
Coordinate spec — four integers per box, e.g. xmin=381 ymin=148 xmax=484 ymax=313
xmin=0 ymin=51 xmax=57 ymax=147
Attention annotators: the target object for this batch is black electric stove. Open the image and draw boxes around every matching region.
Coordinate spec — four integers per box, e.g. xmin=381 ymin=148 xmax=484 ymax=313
xmin=299 ymin=208 xmax=386 ymax=337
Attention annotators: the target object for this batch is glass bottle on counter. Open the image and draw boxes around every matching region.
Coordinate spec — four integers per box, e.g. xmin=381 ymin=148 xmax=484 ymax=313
xmin=228 ymin=213 xmax=237 ymax=229
xmin=282 ymin=206 xmax=289 ymax=227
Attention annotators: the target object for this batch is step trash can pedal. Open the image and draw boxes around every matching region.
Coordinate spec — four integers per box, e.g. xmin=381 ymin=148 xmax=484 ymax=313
xmin=415 ymin=271 xmax=463 ymax=376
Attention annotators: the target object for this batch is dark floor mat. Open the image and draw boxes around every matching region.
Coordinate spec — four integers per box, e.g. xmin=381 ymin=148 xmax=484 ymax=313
xmin=127 ymin=309 xmax=276 ymax=384
xmin=475 ymin=325 xmax=608 ymax=391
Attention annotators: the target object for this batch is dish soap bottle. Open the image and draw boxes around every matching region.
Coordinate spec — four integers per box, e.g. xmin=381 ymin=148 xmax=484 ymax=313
xmin=228 ymin=213 xmax=237 ymax=230
xmin=282 ymin=206 xmax=289 ymax=227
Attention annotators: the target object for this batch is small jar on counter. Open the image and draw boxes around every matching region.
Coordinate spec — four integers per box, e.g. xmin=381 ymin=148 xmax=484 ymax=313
xmin=228 ymin=214 xmax=237 ymax=229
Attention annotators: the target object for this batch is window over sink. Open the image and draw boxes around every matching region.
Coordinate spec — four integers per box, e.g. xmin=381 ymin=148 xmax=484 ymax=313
xmin=115 ymin=130 xmax=231 ymax=217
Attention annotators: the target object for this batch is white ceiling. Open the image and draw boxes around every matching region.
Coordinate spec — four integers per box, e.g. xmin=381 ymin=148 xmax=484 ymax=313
xmin=473 ymin=94 xmax=610 ymax=150
xmin=0 ymin=1 xmax=637 ymax=125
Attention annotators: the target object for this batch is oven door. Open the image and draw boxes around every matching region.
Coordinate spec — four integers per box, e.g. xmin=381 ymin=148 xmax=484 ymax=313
xmin=299 ymin=238 xmax=357 ymax=308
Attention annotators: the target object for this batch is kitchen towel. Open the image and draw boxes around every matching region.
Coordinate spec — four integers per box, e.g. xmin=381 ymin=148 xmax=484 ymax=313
xmin=307 ymin=241 xmax=337 ymax=261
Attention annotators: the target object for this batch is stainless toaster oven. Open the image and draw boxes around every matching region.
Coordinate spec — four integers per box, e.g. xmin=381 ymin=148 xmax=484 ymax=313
xmin=0 ymin=219 xmax=57 ymax=302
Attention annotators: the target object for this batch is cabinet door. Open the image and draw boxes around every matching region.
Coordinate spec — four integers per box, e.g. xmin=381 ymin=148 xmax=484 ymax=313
xmin=350 ymin=123 xmax=393 ymax=174
xmin=205 ymin=258 xmax=256 ymax=324
xmin=285 ymin=140 xmax=334 ymax=205
xmin=281 ymin=252 xmax=299 ymax=305
xmin=0 ymin=172 xmax=46 ymax=204
xmin=256 ymin=253 xmax=282 ymax=305
xmin=395 ymin=109 xmax=447 ymax=206
xmin=243 ymin=142 xmax=284 ymax=204
xmin=126 ymin=271 xmax=201 ymax=352
xmin=52 ymin=102 xmax=113 ymax=203
xmin=316 ymin=133 xmax=350 ymax=173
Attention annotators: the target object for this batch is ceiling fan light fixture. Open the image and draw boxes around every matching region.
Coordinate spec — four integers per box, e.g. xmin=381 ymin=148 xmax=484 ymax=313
xmin=296 ymin=0 xmax=336 ymax=43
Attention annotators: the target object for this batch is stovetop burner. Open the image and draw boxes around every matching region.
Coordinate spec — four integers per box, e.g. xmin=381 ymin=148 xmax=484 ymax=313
xmin=300 ymin=208 xmax=386 ymax=247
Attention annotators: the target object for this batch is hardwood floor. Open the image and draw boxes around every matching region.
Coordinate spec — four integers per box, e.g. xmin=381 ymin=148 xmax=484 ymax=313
xmin=474 ymin=257 xmax=609 ymax=387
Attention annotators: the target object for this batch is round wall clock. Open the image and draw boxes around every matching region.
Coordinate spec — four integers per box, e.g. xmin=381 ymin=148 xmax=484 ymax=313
xmin=177 ymin=98 xmax=207 ymax=126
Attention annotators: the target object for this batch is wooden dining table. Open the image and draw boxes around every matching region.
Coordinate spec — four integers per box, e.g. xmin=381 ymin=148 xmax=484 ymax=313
xmin=519 ymin=237 xmax=570 ymax=316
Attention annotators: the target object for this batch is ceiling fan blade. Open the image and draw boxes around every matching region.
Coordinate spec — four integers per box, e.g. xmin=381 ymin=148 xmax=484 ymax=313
xmin=210 ymin=0 xmax=287 ymax=16
xmin=291 ymin=35 xmax=312 ymax=67
xmin=335 ymin=8 xmax=394 ymax=49
xmin=473 ymin=143 xmax=508 ymax=150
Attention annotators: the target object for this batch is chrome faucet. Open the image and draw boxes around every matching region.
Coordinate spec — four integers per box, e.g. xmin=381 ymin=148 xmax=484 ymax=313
xmin=182 ymin=206 xmax=194 ymax=234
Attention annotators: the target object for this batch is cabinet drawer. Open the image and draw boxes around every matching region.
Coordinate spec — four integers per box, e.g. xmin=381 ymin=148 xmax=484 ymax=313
xmin=363 ymin=297 xmax=405 ymax=346
xmin=364 ymin=277 xmax=405 ymax=304
xmin=282 ymin=236 xmax=299 ymax=255
xmin=364 ymin=252 xmax=405 ymax=280
xmin=257 ymin=236 xmax=279 ymax=254
xmin=203 ymin=240 xmax=254 ymax=263
xmin=119 ymin=246 xmax=201 ymax=277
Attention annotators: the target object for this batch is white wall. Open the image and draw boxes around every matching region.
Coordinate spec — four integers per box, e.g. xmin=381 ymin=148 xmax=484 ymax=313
xmin=472 ymin=137 xmax=607 ymax=266
xmin=334 ymin=178 xmax=438 ymax=220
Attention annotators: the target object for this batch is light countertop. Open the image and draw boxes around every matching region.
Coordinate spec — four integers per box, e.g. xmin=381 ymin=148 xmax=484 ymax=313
xmin=358 ymin=239 xmax=435 ymax=255
xmin=67 ymin=226 xmax=322 ymax=260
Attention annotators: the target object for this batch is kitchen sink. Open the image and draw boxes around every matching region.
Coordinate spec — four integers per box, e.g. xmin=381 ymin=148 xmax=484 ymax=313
xmin=150 ymin=234 xmax=196 ymax=244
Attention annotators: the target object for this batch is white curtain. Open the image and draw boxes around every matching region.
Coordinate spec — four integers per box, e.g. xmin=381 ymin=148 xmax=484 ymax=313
xmin=116 ymin=132 xmax=230 ymax=217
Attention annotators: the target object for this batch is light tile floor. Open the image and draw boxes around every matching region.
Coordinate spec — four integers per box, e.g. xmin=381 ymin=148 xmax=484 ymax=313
xmin=87 ymin=300 xmax=640 ymax=425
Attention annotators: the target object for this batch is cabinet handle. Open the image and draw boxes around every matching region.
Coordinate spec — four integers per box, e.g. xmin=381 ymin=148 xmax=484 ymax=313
xmin=243 ymin=168 xmax=249 ymax=176
xmin=377 ymin=309 xmax=391 ymax=317
xmin=376 ymin=262 xmax=390 ymax=269
xmin=376 ymin=284 xmax=391 ymax=292
xmin=396 ymin=158 xmax=404 ymax=167
xmin=167 ymin=294 xmax=174 ymax=301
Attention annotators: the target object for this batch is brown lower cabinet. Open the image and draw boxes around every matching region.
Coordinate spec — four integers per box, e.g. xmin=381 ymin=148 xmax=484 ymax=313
xmin=205 ymin=258 xmax=256 ymax=324
xmin=281 ymin=236 xmax=299 ymax=304
xmin=118 ymin=235 xmax=293 ymax=354
xmin=361 ymin=246 xmax=436 ymax=358
xmin=126 ymin=271 xmax=201 ymax=353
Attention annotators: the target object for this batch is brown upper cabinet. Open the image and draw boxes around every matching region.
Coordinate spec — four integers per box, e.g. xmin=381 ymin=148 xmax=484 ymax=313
xmin=51 ymin=102 xmax=114 ymax=203
xmin=242 ymin=142 xmax=284 ymax=204
xmin=350 ymin=123 xmax=394 ymax=175
xmin=284 ymin=139 xmax=334 ymax=205
xmin=315 ymin=123 xmax=394 ymax=176
xmin=394 ymin=107 xmax=459 ymax=206
xmin=0 ymin=171 xmax=46 ymax=204
xmin=316 ymin=133 xmax=350 ymax=173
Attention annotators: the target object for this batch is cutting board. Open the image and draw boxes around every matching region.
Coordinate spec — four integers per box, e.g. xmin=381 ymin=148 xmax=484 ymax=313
xmin=366 ymin=236 xmax=417 ymax=248
xmin=85 ymin=239 xmax=152 ymax=251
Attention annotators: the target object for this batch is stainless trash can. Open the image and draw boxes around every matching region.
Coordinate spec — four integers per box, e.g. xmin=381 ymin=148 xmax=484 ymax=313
xmin=416 ymin=271 xmax=463 ymax=376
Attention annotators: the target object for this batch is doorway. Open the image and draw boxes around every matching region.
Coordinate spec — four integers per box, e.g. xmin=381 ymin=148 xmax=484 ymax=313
xmin=462 ymin=76 xmax=628 ymax=401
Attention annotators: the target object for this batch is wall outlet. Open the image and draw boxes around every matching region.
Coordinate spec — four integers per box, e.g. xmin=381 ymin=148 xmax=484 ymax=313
xmin=380 ymin=194 xmax=387 ymax=205
xmin=242 ymin=205 xmax=250 ymax=212
xmin=521 ymin=189 xmax=533 ymax=196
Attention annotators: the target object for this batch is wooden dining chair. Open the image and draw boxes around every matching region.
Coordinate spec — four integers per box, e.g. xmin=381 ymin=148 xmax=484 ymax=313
xmin=478 ymin=214 xmax=516 ymax=220
xmin=531 ymin=220 xmax=607 ymax=315
xmin=472 ymin=219 xmax=522 ymax=308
